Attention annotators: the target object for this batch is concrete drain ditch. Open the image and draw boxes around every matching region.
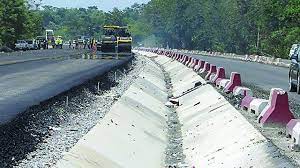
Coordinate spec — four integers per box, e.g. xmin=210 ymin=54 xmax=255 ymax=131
xmin=154 ymin=59 xmax=188 ymax=167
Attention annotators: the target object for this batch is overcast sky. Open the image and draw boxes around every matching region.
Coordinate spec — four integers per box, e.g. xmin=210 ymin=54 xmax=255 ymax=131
xmin=42 ymin=0 xmax=150 ymax=11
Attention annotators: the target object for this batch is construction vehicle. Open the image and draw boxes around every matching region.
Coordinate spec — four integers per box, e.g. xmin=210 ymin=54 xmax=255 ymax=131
xmin=98 ymin=26 xmax=118 ymax=52
xmin=98 ymin=25 xmax=132 ymax=53
xmin=116 ymin=26 xmax=132 ymax=53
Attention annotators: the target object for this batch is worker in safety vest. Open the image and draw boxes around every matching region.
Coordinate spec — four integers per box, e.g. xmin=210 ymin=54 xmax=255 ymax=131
xmin=55 ymin=37 xmax=63 ymax=49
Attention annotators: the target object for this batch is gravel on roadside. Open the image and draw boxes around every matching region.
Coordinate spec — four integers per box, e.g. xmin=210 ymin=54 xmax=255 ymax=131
xmin=0 ymin=55 xmax=146 ymax=168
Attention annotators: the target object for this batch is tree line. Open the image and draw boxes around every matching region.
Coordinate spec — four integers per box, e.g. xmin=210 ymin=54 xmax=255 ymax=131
xmin=0 ymin=0 xmax=42 ymax=48
xmin=135 ymin=0 xmax=299 ymax=58
xmin=0 ymin=0 xmax=299 ymax=58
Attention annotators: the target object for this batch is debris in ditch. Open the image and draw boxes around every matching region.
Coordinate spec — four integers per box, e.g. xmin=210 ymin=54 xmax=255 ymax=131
xmin=151 ymin=58 xmax=188 ymax=168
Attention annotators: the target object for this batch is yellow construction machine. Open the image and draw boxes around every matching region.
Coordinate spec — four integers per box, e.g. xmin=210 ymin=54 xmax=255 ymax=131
xmin=98 ymin=25 xmax=132 ymax=53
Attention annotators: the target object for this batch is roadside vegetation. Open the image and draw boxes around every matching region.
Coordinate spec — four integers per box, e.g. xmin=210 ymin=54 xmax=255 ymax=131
xmin=0 ymin=0 xmax=42 ymax=49
xmin=0 ymin=0 xmax=299 ymax=58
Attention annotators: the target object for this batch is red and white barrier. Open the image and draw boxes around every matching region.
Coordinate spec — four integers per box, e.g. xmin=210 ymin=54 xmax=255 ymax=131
xmin=199 ymin=62 xmax=210 ymax=74
xmin=182 ymin=56 xmax=188 ymax=64
xmin=258 ymin=88 xmax=294 ymax=125
xmin=187 ymin=58 xmax=195 ymax=67
xmin=217 ymin=79 xmax=230 ymax=89
xmin=205 ymin=64 xmax=217 ymax=80
xmin=224 ymin=72 xmax=241 ymax=93
xmin=233 ymin=86 xmax=253 ymax=97
xmin=210 ymin=67 xmax=226 ymax=84
xmin=241 ymin=96 xmax=255 ymax=111
xmin=194 ymin=60 xmax=205 ymax=72
xmin=191 ymin=59 xmax=199 ymax=68
xmin=185 ymin=57 xmax=192 ymax=66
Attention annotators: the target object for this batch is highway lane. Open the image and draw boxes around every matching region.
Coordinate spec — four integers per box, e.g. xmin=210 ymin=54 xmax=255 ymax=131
xmin=188 ymin=54 xmax=300 ymax=101
xmin=0 ymin=49 xmax=132 ymax=124
xmin=0 ymin=59 xmax=63 ymax=76
xmin=0 ymin=48 xmax=85 ymax=62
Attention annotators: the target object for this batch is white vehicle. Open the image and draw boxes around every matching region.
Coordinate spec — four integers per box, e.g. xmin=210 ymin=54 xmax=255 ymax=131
xmin=289 ymin=44 xmax=300 ymax=58
xmin=26 ymin=39 xmax=38 ymax=50
xmin=15 ymin=40 xmax=28 ymax=50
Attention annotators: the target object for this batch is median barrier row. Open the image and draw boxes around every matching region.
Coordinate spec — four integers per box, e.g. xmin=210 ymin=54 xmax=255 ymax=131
xmin=138 ymin=47 xmax=290 ymax=68
xmin=138 ymin=47 xmax=299 ymax=148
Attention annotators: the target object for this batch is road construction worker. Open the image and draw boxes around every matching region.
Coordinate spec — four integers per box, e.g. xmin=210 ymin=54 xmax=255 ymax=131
xmin=75 ymin=40 xmax=79 ymax=49
xmin=87 ymin=39 xmax=91 ymax=49
xmin=84 ymin=39 xmax=88 ymax=49
xmin=55 ymin=37 xmax=63 ymax=49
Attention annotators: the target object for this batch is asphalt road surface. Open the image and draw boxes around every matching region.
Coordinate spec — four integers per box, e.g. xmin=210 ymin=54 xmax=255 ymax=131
xmin=188 ymin=54 xmax=300 ymax=101
xmin=0 ymin=48 xmax=132 ymax=124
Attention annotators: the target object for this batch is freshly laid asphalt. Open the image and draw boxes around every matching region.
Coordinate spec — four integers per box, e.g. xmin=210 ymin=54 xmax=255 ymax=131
xmin=0 ymin=48 xmax=132 ymax=124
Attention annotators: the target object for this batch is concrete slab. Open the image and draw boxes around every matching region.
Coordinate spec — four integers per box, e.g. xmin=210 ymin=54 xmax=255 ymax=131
xmin=56 ymin=56 xmax=169 ymax=168
xmin=176 ymin=84 xmax=294 ymax=168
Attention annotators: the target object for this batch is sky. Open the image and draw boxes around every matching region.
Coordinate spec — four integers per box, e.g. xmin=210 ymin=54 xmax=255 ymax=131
xmin=42 ymin=0 xmax=151 ymax=11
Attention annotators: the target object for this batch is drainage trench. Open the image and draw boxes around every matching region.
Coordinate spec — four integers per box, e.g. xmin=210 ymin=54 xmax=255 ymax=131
xmin=0 ymin=56 xmax=146 ymax=168
xmin=152 ymin=58 xmax=188 ymax=168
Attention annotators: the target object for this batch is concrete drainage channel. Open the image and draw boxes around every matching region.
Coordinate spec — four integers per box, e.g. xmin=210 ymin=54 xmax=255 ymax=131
xmin=52 ymin=50 xmax=295 ymax=168
xmin=0 ymin=56 xmax=140 ymax=168
xmin=155 ymin=60 xmax=187 ymax=167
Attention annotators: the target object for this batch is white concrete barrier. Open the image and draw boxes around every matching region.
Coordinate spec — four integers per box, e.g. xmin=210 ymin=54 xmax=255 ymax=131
xmin=233 ymin=86 xmax=253 ymax=97
xmin=218 ymin=79 xmax=230 ymax=89
xmin=155 ymin=56 xmax=206 ymax=97
xmin=292 ymin=123 xmax=300 ymax=147
xmin=249 ymin=98 xmax=268 ymax=116
xmin=56 ymin=56 xmax=169 ymax=168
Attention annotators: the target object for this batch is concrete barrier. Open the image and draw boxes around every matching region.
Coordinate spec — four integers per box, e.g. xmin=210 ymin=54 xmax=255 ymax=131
xmin=199 ymin=62 xmax=210 ymax=74
xmin=249 ymin=98 xmax=268 ymax=116
xmin=191 ymin=59 xmax=199 ymax=68
xmin=156 ymin=57 xmax=206 ymax=98
xmin=286 ymin=119 xmax=300 ymax=138
xmin=194 ymin=60 xmax=205 ymax=72
xmin=179 ymin=54 xmax=184 ymax=62
xmin=210 ymin=67 xmax=226 ymax=84
xmin=241 ymin=96 xmax=255 ymax=111
xmin=233 ymin=86 xmax=253 ymax=97
xmin=216 ymin=79 xmax=230 ymax=89
xmin=205 ymin=64 xmax=217 ymax=80
xmin=187 ymin=58 xmax=195 ymax=67
xmin=292 ymin=123 xmax=300 ymax=147
xmin=224 ymin=72 xmax=241 ymax=93
xmin=182 ymin=55 xmax=189 ymax=64
xmin=258 ymin=88 xmax=294 ymax=126
xmin=185 ymin=56 xmax=192 ymax=66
